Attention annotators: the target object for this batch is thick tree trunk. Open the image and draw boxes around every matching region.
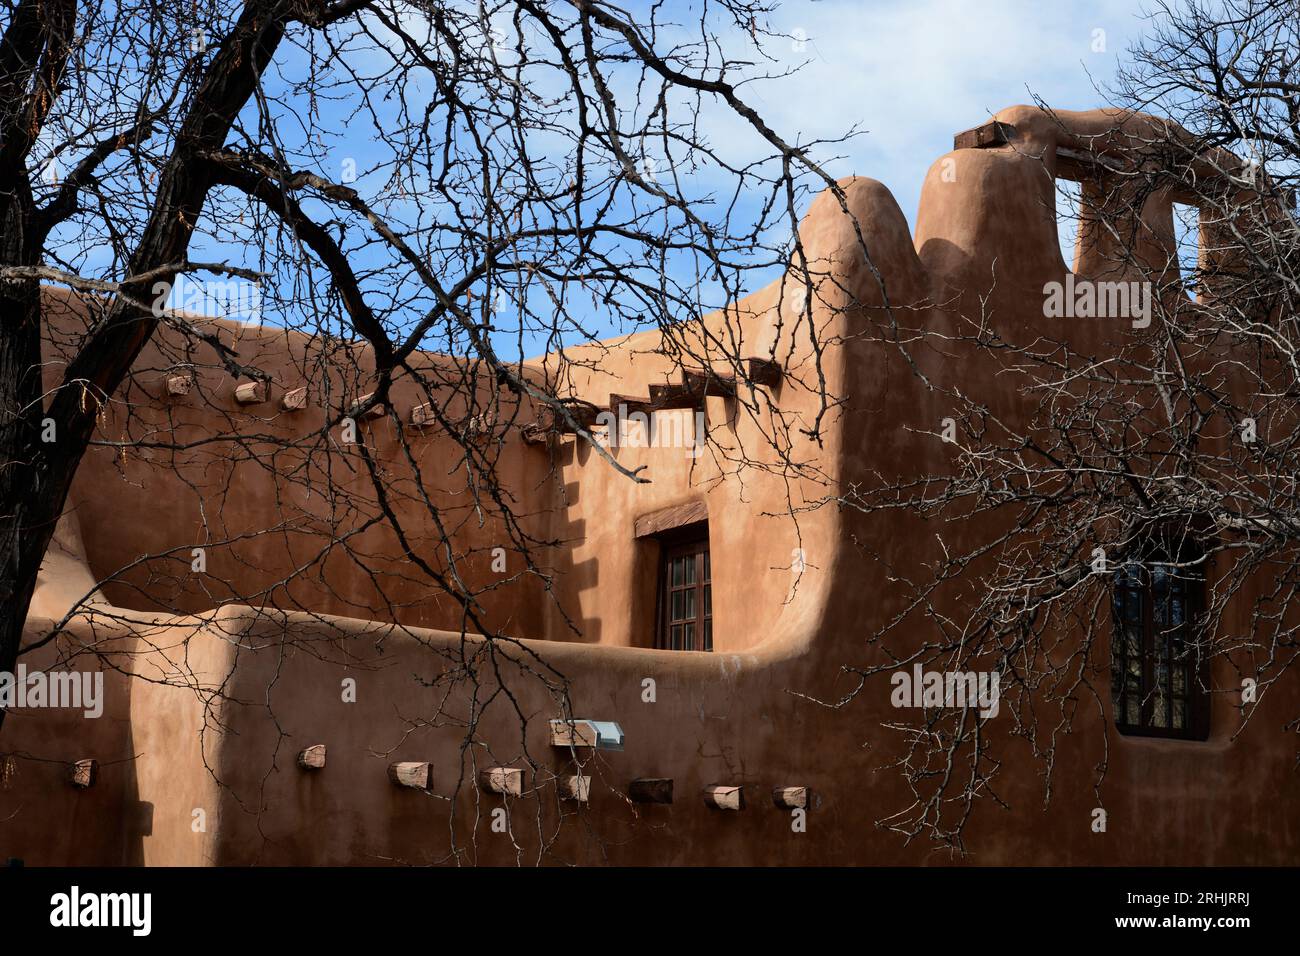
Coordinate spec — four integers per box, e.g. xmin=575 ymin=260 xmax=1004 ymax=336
xmin=0 ymin=166 xmax=47 ymax=734
xmin=0 ymin=1 xmax=291 ymax=736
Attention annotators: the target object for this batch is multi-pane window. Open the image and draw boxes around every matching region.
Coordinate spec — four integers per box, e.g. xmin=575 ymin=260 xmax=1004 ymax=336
xmin=657 ymin=531 xmax=712 ymax=651
xmin=1111 ymin=555 xmax=1208 ymax=739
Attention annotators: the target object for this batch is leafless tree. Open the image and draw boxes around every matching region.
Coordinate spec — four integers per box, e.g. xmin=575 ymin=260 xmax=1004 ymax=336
xmin=0 ymin=0 xmax=877 ymax=861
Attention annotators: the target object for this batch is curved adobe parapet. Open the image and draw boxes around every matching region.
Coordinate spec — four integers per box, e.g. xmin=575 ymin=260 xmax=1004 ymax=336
xmin=918 ymin=105 xmax=1287 ymax=303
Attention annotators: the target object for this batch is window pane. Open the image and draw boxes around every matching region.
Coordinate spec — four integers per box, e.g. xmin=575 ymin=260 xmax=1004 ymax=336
xmin=1173 ymin=699 xmax=1186 ymax=729
xmin=1125 ymin=697 xmax=1139 ymax=724
xmin=658 ymin=533 xmax=712 ymax=653
xmin=1125 ymin=596 xmax=1142 ymax=623
xmin=703 ymin=619 xmax=712 ymax=652
xmin=1153 ymin=695 xmax=1168 ymax=728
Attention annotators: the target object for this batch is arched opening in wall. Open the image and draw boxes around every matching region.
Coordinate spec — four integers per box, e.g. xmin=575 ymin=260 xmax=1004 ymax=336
xmin=1056 ymin=177 xmax=1083 ymax=270
xmin=1172 ymin=201 xmax=1200 ymax=300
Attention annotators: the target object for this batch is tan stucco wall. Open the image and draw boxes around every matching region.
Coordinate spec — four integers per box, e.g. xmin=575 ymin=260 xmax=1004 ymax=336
xmin=3 ymin=106 xmax=1298 ymax=866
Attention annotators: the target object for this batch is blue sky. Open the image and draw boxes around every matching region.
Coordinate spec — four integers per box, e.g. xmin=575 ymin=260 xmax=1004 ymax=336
xmin=726 ymin=0 xmax=1167 ymax=269
xmin=731 ymin=0 xmax=1157 ymax=226
xmin=144 ymin=0 xmax=1169 ymax=354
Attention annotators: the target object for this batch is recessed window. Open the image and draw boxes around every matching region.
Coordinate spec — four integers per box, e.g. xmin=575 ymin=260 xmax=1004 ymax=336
xmin=1111 ymin=543 xmax=1209 ymax=740
xmin=657 ymin=527 xmax=711 ymax=651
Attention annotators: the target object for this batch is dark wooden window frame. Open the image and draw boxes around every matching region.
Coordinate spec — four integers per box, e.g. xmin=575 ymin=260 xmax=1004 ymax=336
xmin=654 ymin=523 xmax=712 ymax=652
xmin=1111 ymin=542 xmax=1210 ymax=741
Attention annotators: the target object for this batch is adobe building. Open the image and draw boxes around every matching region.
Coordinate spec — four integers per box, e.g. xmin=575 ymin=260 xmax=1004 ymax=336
xmin=3 ymin=105 xmax=1298 ymax=865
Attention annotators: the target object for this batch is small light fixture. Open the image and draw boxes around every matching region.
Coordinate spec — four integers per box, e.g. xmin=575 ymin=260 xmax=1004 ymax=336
xmin=587 ymin=720 xmax=625 ymax=751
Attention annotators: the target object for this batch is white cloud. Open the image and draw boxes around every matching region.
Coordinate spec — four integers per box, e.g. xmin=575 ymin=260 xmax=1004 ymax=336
xmin=692 ymin=0 xmax=1156 ymax=225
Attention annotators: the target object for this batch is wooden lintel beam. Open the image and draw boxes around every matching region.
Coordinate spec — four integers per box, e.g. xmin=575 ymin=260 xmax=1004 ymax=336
xmin=634 ymin=499 xmax=708 ymax=539
xmin=953 ymin=120 xmax=1014 ymax=151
